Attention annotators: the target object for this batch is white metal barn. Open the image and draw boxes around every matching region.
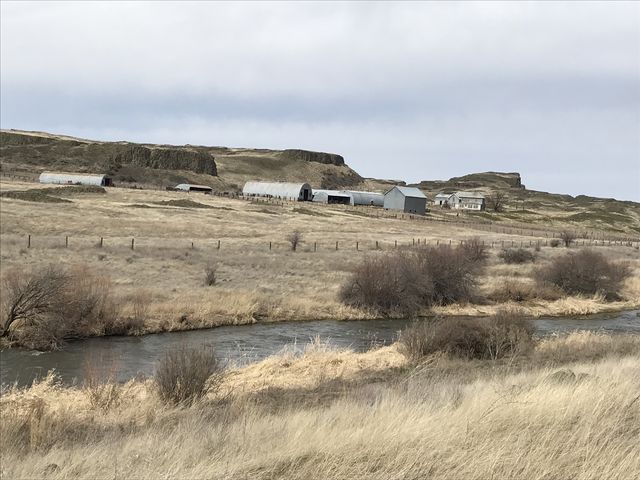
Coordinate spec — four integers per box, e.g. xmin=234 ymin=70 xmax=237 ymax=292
xmin=347 ymin=191 xmax=384 ymax=207
xmin=383 ymin=186 xmax=427 ymax=215
xmin=434 ymin=193 xmax=454 ymax=207
xmin=242 ymin=181 xmax=313 ymax=201
xmin=175 ymin=183 xmax=213 ymax=193
xmin=312 ymin=189 xmax=354 ymax=205
xmin=39 ymin=172 xmax=112 ymax=186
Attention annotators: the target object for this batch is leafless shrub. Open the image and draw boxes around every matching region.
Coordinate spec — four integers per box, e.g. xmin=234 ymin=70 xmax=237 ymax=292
xmin=0 ymin=266 xmax=67 ymax=338
xmin=204 ymin=263 xmax=217 ymax=286
xmin=536 ymin=250 xmax=631 ymax=300
xmin=340 ymin=245 xmax=483 ymax=315
xmin=559 ymin=230 xmax=576 ymax=247
xmin=549 ymin=239 xmax=561 ymax=248
xmin=498 ymin=248 xmax=537 ymax=264
xmin=154 ymin=344 xmax=224 ymax=406
xmin=286 ymin=230 xmax=303 ymax=251
xmin=1 ymin=266 xmax=118 ymax=349
xmin=399 ymin=310 xmax=534 ymax=362
xmin=487 ymin=191 xmax=507 ymax=212
xmin=460 ymin=237 xmax=488 ymax=264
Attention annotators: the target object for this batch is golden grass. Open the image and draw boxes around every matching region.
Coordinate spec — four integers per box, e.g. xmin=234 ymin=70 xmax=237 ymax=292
xmin=1 ymin=334 xmax=639 ymax=479
xmin=1 ymin=179 xmax=639 ymax=342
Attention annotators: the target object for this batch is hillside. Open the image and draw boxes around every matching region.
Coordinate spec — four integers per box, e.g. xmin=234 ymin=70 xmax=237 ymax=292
xmin=0 ymin=130 xmax=363 ymax=191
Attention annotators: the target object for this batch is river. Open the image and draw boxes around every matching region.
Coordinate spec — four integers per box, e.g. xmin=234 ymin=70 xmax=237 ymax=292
xmin=1 ymin=310 xmax=638 ymax=387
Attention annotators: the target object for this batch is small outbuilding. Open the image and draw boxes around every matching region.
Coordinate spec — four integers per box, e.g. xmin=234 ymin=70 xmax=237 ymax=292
xmin=383 ymin=186 xmax=427 ymax=215
xmin=242 ymin=181 xmax=312 ymax=201
xmin=434 ymin=193 xmax=454 ymax=207
xmin=175 ymin=183 xmax=213 ymax=194
xmin=312 ymin=189 xmax=353 ymax=205
xmin=39 ymin=171 xmax=112 ymax=187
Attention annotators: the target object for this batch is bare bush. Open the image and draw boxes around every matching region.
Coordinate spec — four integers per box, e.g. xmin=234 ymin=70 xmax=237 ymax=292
xmin=399 ymin=310 xmax=534 ymax=362
xmin=286 ymin=230 xmax=303 ymax=251
xmin=536 ymin=250 xmax=631 ymax=300
xmin=559 ymin=231 xmax=576 ymax=247
xmin=204 ymin=263 xmax=217 ymax=286
xmin=460 ymin=237 xmax=488 ymax=264
xmin=154 ymin=345 xmax=224 ymax=406
xmin=487 ymin=191 xmax=507 ymax=212
xmin=498 ymin=248 xmax=537 ymax=264
xmin=488 ymin=279 xmax=563 ymax=303
xmin=0 ymin=266 xmax=67 ymax=338
xmin=340 ymin=245 xmax=483 ymax=315
xmin=1 ymin=266 xmax=118 ymax=349
xmin=549 ymin=239 xmax=561 ymax=248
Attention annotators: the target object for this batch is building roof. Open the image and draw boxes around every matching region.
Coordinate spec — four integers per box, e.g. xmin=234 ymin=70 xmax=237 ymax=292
xmin=345 ymin=190 xmax=384 ymax=206
xmin=455 ymin=191 xmax=485 ymax=199
xmin=40 ymin=171 xmax=108 ymax=180
xmin=386 ymin=186 xmax=427 ymax=199
xmin=175 ymin=183 xmax=212 ymax=190
xmin=434 ymin=192 xmax=454 ymax=199
xmin=242 ymin=181 xmax=311 ymax=199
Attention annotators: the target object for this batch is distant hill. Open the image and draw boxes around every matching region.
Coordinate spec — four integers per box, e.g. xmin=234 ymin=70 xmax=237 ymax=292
xmin=0 ymin=130 xmax=363 ymax=191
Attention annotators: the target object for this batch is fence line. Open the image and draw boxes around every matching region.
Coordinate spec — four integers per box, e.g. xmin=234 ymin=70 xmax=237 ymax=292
xmin=11 ymin=234 xmax=640 ymax=253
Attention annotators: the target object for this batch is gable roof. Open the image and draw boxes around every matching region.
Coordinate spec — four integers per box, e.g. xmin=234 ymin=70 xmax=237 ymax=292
xmin=387 ymin=186 xmax=427 ymax=199
xmin=454 ymin=191 xmax=485 ymax=199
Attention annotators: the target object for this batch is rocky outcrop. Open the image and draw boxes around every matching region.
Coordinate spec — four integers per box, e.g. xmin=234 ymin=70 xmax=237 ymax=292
xmin=280 ymin=149 xmax=344 ymax=166
xmin=112 ymin=146 xmax=217 ymax=176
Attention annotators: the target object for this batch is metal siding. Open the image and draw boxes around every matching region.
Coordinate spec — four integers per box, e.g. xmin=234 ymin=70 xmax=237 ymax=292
xmin=242 ymin=181 xmax=312 ymax=201
xmin=383 ymin=186 xmax=427 ymax=214
xmin=346 ymin=191 xmax=384 ymax=206
xmin=39 ymin=172 xmax=107 ymax=186
xmin=312 ymin=190 xmax=354 ymax=204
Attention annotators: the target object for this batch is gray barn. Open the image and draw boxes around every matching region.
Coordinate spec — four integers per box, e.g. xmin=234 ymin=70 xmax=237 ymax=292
xmin=383 ymin=186 xmax=427 ymax=215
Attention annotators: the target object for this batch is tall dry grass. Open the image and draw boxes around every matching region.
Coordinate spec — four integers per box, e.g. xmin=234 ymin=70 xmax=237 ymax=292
xmin=1 ymin=333 xmax=639 ymax=480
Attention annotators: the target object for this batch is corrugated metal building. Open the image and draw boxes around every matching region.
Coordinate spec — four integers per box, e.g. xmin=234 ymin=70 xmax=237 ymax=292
xmin=312 ymin=189 xmax=353 ymax=205
xmin=383 ymin=186 xmax=427 ymax=215
xmin=347 ymin=190 xmax=384 ymax=207
xmin=434 ymin=193 xmax=454 ymax=207
xmin=175 ymin=183 xmax=213 ymax=193
xmin=242 ymin=181 xmax=312 ymax=201
xmin=39 ymin=172 xmax=112 ymax=186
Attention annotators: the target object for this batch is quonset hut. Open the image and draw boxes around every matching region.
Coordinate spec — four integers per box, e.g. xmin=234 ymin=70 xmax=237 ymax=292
xmin=347 ymin=191 xmax=384 ymax=207
xmin=312 ymin=189 xmax=353 ymax=205
xmin=242 ymin=181 xmax=312 ymax=201
xmin=39 ymin=172 xmax=112 ymax=186
xmin=175 ymin=183 xmax=213 ymax=194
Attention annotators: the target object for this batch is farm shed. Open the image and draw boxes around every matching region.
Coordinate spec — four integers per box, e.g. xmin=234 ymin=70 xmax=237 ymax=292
xmin=434 ymin=193 xmax=454 ymax=207
xmin=450 ymin=191 xmax=485 ymax=210
xmin=383 ymin=186 xmax=427 ymax=215
xmin=312 ymin=189 xmax=353 ymax=205
xmin=347 ymin=190 xmax=384 ymax=207
xmin=242 ymin=181 xmax=312 ymax=201
xmin=39 ymin=172 xmax=112 ymax=187
xmin=175 ymin=183 xmax=213 ymax=194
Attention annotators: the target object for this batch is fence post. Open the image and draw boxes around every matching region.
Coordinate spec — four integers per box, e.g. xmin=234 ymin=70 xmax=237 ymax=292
xmin=395 ymin=240 xmax=397 ymax=248
xmin=65 ymin=236 xmax=69 ymax=248
xmin=376 ymin=240 xmax=379 ymax=250
xmin=269 ymin=241 xmax=272 ymax=251
xmin=314 ymin=242 xmax=317 ymax=252
xmin=336 ymin=241 xmax=339 ymax=251
xmin=100 ymin=237 xmax=103 ymax=248
xmin=191 ymin=241 xmax=194 ymax=249
xmin=131 ymin=238 xmax=135 ymax=250
xmin=27 ymin=234 xmax=31 ymax=248
xmin=356 ymin=241 xmax=359 ymax=251
xmin=217 ymin=240 xmax=221 ymax=250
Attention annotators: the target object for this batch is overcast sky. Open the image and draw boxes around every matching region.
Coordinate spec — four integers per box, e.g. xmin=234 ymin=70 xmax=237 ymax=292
xmin=1 ymin=1 xmax=639 ymax=200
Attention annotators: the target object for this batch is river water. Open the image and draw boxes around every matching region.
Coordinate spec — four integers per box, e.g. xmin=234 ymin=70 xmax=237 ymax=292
xmin=1 ymin=310 xmax=638 ymax=387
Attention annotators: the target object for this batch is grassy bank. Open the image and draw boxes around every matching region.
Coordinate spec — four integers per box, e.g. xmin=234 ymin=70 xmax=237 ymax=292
xmin=1 ymin=332 xmax=639 ymax=479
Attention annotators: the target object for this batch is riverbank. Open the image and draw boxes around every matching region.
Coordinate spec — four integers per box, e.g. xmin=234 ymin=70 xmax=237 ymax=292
xmin=2 ymin=332 xmax=639 ymax=480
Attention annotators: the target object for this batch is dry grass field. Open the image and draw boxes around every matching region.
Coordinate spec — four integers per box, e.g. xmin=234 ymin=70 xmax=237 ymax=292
xmin=1 ymin=179 xmax=639 ymax=344
xmin=1 ymin=332 xmax=639 ymax=480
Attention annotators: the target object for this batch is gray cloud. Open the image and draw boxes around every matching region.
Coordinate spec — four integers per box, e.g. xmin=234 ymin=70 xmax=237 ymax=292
xmin=1 ymin=1 xmax=639 ymax=199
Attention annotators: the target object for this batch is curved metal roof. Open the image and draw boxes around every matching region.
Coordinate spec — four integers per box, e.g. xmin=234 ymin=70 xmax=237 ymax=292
xmin=312 ymin=189 xmax=354 ymax=204
xmin=346 ymin=190 xmax=384 ymax=206
xmin=39 ymin=172 xmax=109 ymax=186
xmin=243 ymin=181 xmax=311 ymax=200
